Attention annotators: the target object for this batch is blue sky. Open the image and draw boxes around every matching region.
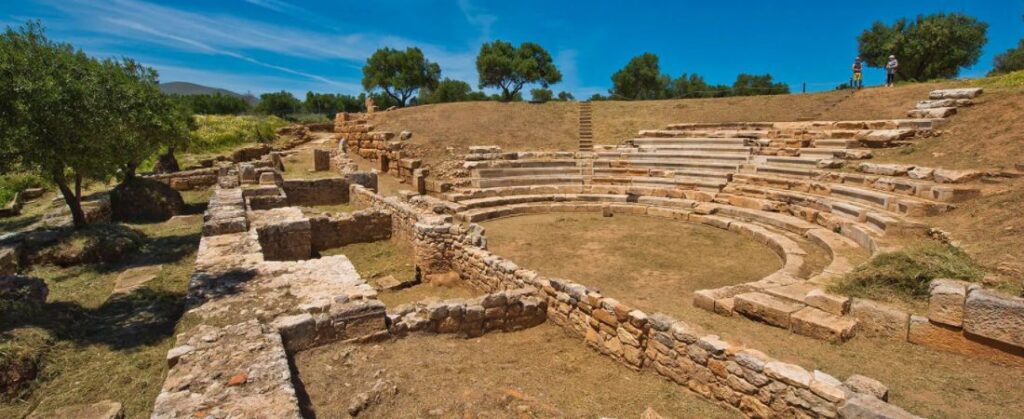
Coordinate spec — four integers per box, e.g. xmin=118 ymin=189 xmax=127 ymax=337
xmin=2 ymin=0 xmax=1022 ymax=98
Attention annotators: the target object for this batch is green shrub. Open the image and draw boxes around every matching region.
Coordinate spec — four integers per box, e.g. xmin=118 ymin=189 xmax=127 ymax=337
xmin=830 ymin=242 xmax=984 ymax=303
xmin=287 ymin=113 xmax=331 ymax=124
xmin=0 ymin=173 xmax=46 ymax=206
xmin=973 ymin=69 xmax=1024 ymax=88
xmin=188 ymin=114 xmax=289 ymax=154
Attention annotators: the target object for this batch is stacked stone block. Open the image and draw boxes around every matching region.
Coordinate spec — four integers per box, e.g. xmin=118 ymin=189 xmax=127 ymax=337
xmin=389 ymin=287 xmax=547 ymax=337
xmin=334 ymin=112 xmax=420 ymax=182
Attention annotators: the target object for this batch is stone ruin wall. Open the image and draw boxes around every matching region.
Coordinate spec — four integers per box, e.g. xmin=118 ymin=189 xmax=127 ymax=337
xmin=345 ymin=184 xmax=920 ymax=418
xmin=334 ymin=112 xmax=426 ymax=189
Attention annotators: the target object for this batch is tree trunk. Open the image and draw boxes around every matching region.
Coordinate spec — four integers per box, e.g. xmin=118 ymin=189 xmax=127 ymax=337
xmin=53 ymin=172 xmax=87 ymax=228
xmin=123 ymin=161 xmax=138 ymax=183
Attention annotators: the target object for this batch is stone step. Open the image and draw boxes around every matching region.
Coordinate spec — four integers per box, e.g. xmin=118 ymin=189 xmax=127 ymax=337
xmin=591 ymin=175 xmax=727 ymax=191
xmin=599 ymin=150 xmax=750 ymax=161
xmin=469 ymin=159 xmax=578 ymax=169
xmin=472 ymin=175 xmax=584 ymax=188
xmin=759 ymin=156 xmax=822 ymax=167
xmin=929 ymin=88 xmax=983 ymax=100
xmin=595 ymin=158 xmax=742 ymax=172
xmin=593 ymin=167 xmax=732 ymax=181
xmin=632 ymin=137 xmax=751 ymax=146
xmin=636 ymin=144 xmax=753 ymax=153
xmin=474 ymin=167 xmax=582 ymax=178
xmin=907 ymin=107 xmax=956 ymax=119
xmin=813 ymin=139 xmax=860 ymax=148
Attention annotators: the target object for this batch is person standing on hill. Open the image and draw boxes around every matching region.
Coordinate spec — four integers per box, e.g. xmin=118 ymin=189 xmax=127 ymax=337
xmin=885 ymin=55 xmax=898 ymax=87
xmin=851 ymin=57 xmax=864 ymax=90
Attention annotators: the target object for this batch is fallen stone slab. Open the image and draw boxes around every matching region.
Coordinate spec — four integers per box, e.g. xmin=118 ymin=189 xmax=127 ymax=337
xmin=929 ymin=88 xmax=983 ymax=100
xmin=838 ymin=393 xmax=921 ymax=419
xmin=915 ymin=98 xmax=972 ymax=109
xmin=932 ymin=168 xmax=982 ymax=184
xmin=858 ymin=163 xmax=914 ymax=176
xmin=28 ymin=400 xmax=123 ymax=419
xmin=112 ymin=265 xmax=163 ymax=294
xmin=844 ymin=374 xmax=889 ymax=401
xmin=907 ymin=107 xmax=957 ymax=119
xmin=962 ymin=288 xmax=1024 ymax=348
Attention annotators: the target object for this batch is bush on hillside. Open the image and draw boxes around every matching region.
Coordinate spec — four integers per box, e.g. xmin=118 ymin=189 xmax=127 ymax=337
xmin=830 ymin=242 xmax=984 ymax=303
xmin=189 ymin=114 xmax=289 ymax=154
xmin=530 ymin=88 xmax=553 ymax=103
xmin=991 ymin=40 xmax=1024 ymax=75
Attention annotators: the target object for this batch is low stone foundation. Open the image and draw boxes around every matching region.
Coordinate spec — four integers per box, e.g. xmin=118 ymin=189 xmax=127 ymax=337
xmin=389 ymin=287 xmax=547 ymax=337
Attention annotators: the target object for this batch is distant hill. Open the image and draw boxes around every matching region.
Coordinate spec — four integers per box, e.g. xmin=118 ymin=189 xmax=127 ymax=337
xmin=159 ymin=82 xmax=259 ymax=104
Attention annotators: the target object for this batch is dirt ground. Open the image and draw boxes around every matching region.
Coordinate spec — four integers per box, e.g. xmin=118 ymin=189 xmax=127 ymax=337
xmin=294 ymin=323 xmax=734 ymax=419
xmin=320 ymin=239 xmax=480 ymax=307
xmin=483 ymin=213 xmax=782 ymax=315
xmin=482 ymin=213 xmax=1024 ymax=419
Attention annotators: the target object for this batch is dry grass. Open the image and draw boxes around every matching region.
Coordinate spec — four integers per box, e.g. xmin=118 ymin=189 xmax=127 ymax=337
xmin=871 ymin=87 xmax=1024 ymax=170
xmin=294 ymin=323 xmax=733 ymax=418
xmin=481 ymin=213 xmax=1024 ymax=418
xmin=0 ymin=196 xmax=204 ymax=418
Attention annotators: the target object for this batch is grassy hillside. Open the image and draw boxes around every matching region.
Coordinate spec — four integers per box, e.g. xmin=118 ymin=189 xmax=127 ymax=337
xmin=373 ymin=80 xmax=966 ymax=167
xmin=159 ymin=82 xmax=258 ymax=104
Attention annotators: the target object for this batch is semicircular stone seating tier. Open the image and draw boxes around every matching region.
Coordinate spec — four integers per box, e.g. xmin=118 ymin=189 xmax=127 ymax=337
xmin=440 ymin=88 xmax=1024 ymax=364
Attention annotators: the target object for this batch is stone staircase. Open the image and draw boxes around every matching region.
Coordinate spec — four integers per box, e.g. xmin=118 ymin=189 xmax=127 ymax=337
xmin=578 ymin=101 xmax=593 ymax=152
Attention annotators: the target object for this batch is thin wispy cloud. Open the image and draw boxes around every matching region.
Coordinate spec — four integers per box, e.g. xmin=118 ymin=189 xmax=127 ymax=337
xmin=38 ymin=0 xmax=483 ymax=93
xmin=457 ymin=0 xmax=496 ymax=43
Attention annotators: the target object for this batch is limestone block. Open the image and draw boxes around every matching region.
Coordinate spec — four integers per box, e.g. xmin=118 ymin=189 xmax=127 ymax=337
xmin=907 ymin=167 xmax=934 ymax=180
xmin=932 ymin=169 xmax=982 ymax=184
xmin=809 ymin=370 xmax=846 ymax=403
xmin=733 ymin=292 xmax=805 ymax=329
xmin=844 ymin=374 xmax=889 ymax=401
xmin=908 ymin=315 xmax=1024 ymax=366
xmin=849 ymin=299 xmax=908 ymax=340
xmin=907 ymin=107 xmax=956 ymax=118
xmin=790 ymin=307 xmax=857 ymax=342
xmin=239 ymin=163 xmax=257 ymax=184
xmin=763 ymin=361 xmax=810 ymax=388
xmin=927 ymin=279 xmax=969 ymax=327
xmin=258 ymin=171 xmax=278 ymax=185
xmin=857 ymin=163 xmax=913 ymax=176
xmin=963 ymin=288 xmax=1024 ymax=348
xmin=929 ymin=88 xmax=983 ymax=100
xmin=838 ymin=394 xmax=920 ymax=419
xmin=804 ymin=288 xmax=850 ymax=315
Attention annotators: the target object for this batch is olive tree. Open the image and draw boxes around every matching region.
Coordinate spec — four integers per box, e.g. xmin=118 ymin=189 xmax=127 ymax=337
xmin=476 ymin=40 xmax=562 ymax=102
xmin=362 ymin=47 xmax=440 ymax=107
xmin=857 ymin=13 xmax=988 ymax=81
xmin=0 ymin=22 xmax=188 ymax=227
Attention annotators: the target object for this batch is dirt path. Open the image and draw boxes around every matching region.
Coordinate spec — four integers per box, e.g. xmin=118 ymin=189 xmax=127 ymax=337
xmin=294 ymin=323 xmax=735 ymax=418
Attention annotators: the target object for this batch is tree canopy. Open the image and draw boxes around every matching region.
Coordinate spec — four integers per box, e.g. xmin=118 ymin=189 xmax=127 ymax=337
xmin=731 ymin=74 xmax=789 ymax=96
xmin=0 ymin=21 xmax=189 ymax=227
xmin=171 ymin=93 xmax=250 ymax=115
xmin=420 ymin=78 xmax=474 ymax=104
xmin=991 ymin=39 xmax=1024 ymax=75
xmin=529 ymin=88 xmax=553 ymax=103
xmin=362 ymin=47 xmax=440 ymax=107
xmin=476 ymin=40 xmax=562 ymax=102
xmin=610 ymin=53 xmax=671 ymax=100
xmin=857 ymin=13 xmax=988 ymax=81
xmin=255 ymin=91 xmax=301 ymax=117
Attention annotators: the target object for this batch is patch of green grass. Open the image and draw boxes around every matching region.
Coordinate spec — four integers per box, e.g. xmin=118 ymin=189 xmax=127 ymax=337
xmin=320 ymin=239 xmax=416 ymax=282
xmin=0 ymin=173 xmax=46 ymax=206
xmin=189 ymin=114 xmax=289 ymax=155
xmin=830 ymin=242 xmax=985 ymax=306
xmin=972 ymin=70 xmax=1024 ymax=88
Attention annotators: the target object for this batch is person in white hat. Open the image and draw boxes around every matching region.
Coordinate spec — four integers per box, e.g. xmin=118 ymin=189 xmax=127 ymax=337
xmin=885 ymin=55 xmax=898 ymax=87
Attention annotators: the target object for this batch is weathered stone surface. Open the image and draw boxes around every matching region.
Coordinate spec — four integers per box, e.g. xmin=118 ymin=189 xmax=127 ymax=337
xmin=849 ymin=299 xmax=908 ymax=340
xmin=844 ymin=374 xmax=889 ymax=401
xmin=313 ymin=149 xmax=331 ymax=171
xmin=112 ymin=265 xmax=162 ymax=294
xmin=28 ymin=400 xmax=123 ymax=419
xmin=763 ymin=361 xmax=810 ymax=388
xmin=929 ymin=88 xmax=983 ymax=100
xmin=804 ymin=288 xmax=851 ymax=315
xmin=932 ymin=169 xmax=982 ymax=184
xmin=915 ymin=98 xmax=972 ymax=109
xmin=927 ymin=279 xmax=969 ymax=327
xmin=962 ymin=289 xmax=1024 ymax=348
xmin=790 ymin=307 xmax=857 ymax=342
xmin=110 ymin=178 xmax=185 ymax=222
xmin=907 ymin=107 xmax=956 ymax=119
xmin=857 ymin=163 xmax=914 ymax=177
xmin=809 ymin=370 xmax=846 ymax=403
xmin=838 ymin=393 xmax=920 ymax=419
xmin=906 ymin=167 xmax=934 ymax=180
xmin=734 ymin=292 xmax=805 ymax=329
